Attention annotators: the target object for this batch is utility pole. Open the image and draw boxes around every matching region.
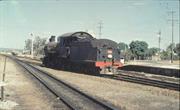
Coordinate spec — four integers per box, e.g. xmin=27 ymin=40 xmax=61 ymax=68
xmin=160 ymin=2 xmax=178 ymax=63
xmin=98 ymin=21 xmax=103 ymax=39
xmin=1 ymin=56 xmax=7 ymax=101
xmin=168 ymin=9 xmax=176 ymax=63
xmin=157 ymin=30 xmax=161 ymax=54
xmin=30 ymin=33 xmax=34 ymax=58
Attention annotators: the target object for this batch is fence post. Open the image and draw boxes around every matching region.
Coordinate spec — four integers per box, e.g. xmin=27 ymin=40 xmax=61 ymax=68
xmin=1 ymin=56 xmax=7 ymax=101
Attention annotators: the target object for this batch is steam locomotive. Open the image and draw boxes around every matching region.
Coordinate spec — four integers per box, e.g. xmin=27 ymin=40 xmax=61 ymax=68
xmin=43 ymin=31 xmax=123 ymax=74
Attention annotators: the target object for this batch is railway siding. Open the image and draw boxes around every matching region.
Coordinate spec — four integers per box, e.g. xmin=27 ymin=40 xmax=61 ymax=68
xmin=120 ymin=65 xmax=180 ymax=78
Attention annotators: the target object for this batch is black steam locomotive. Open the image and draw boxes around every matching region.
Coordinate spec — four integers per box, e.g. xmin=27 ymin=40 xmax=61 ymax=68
xmin=43 ymin=31 xmax=123 ymax=74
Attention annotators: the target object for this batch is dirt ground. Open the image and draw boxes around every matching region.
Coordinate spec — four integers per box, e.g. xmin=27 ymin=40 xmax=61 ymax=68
xmin=0 ymin=55 xmax=69 ymax=110
xmin=36 ymin=65 xmax=180 ymax=110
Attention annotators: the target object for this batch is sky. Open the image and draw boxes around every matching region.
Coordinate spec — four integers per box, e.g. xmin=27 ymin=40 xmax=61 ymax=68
xmin=0 ymin=0 xmax=179 ymax=49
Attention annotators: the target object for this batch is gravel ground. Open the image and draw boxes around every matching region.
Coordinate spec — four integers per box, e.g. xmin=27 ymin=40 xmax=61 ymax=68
xmin=0 ymin=55 xmax=69 ymax=110
xmin=36 ymin=65 xmax=180 ymax=110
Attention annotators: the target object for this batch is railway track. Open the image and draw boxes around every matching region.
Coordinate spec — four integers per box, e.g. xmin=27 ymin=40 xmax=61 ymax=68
xmin=103 ymin=70 xmax=180 ymax=91
xmin=10 ymin=55 xmax=180 ymax=91
xmin=11 ymin=57 xmax=119 ymax=110
xmin=13 ymin=55 xmax=180 ymax=92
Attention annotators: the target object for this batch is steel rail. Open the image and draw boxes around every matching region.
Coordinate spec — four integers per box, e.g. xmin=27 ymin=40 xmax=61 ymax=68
xmin=12 ymin=57 xmax=119 ymax=110
xmin=14 ymin=58 xmax=75 ymax=110
xmin=112 ymin=71 xmax=180 ymax=91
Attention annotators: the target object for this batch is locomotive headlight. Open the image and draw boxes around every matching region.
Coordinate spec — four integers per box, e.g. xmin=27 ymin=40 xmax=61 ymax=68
xmin=107 ymin=54 xmax=112 ymax=58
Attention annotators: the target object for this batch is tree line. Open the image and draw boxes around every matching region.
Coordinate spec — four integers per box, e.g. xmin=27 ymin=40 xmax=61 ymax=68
xmin=118 ymin=41 xmax=180 ymax=61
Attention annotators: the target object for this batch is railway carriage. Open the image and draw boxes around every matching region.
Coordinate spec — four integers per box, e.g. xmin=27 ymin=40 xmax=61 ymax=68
xmin=43 ymin=31 xmax=123 ymax=74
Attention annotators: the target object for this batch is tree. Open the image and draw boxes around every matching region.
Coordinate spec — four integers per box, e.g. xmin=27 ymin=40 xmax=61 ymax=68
xmin=146 ymin=47 xmax=159 ymax=58
xmin=160 ymin=50 xmax=170 ymax=60
xmin=124 ymin=49 xmax=134 ymax=61
xmin=174 ymin=43 xmax=180 ymax=56
xmin=129 ymin=40 xmax=148 ymax=60
xmin=24 ymin=39 xmax=32 ymax=51
xmin=117 ymin=42 xmax=134 ymax=61
xmin=165 ymin=43 xmax=179 ymax=60
xmin=33 ymin=36 xmax=47 ymax=55
xmin=159 ymin=43 xmax=179 ymax=60
xmin=117 ymin=42 xmax=128 ymax=52
xmin=24 ymin=36 xmax=47 ymax=56
xmin=167 ymin=43 xmax=175 ymax=52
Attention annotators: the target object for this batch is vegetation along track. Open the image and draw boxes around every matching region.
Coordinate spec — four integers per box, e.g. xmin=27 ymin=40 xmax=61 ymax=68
xmin=11 ymin=56 xmax=119 ymax=110
xmin=103 ymin=70 xmax=180 ymax=91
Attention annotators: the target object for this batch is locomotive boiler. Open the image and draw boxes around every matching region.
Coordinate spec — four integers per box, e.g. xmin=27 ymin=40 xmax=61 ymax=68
xmin=43 ymin=31 xmax=123 ymax=74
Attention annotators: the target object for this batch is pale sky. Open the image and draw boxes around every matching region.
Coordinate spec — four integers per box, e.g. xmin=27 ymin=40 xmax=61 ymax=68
xmin=0 ymin=0 xmax=179 ymax=49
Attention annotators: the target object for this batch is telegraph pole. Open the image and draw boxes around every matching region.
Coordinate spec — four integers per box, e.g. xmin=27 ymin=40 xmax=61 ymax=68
xmin=157 ymin=30 xmax=161 ymax=54
xmin=98 ymin=21 xmax=103 ymax=39
xmin=1 ymin=57 xmax=7 ymax=101
xmin=168 ymin=10 xmax=176 ymax=63
xmin=30 ymin=33 xmax=34 ymax=58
